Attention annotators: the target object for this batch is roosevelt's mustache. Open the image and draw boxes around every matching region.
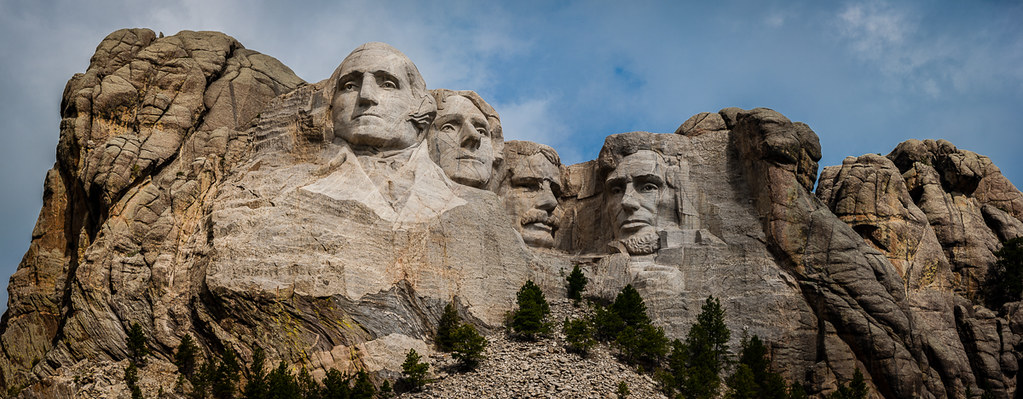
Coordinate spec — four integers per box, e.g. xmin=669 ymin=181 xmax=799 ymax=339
xmin=520 ymin=209 xmax=559 ymax=229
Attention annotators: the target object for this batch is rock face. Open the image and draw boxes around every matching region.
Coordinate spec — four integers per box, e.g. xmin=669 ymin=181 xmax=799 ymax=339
xmin=1 ymin=31 xmax=1021 ymax=399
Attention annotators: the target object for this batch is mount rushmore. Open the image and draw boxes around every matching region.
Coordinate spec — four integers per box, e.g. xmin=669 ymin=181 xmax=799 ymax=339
xmin=0 ymin=29 xmax=1021 ymax=398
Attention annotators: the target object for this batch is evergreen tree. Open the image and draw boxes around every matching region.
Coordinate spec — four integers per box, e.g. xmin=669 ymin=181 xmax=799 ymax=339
xmin=378 ymin=380 xmax=393 ymax=398
xmin=591 ymin=304 xmax=625 ymax=342
xmin=126 ymin=322 xmax=149 ymax=365
xmin=616 ymin=322 xmax=668 ymax=370
xmin=124 ymin=362 xmax=143 ymax=399
xmin=828 ymin=368 xmax=868 ymax=399
xmin=297 ymin=367 xmax=321 ymax=399
xmin=350 ymin=370 xmax=376 ymax=399
xmin=174 ymin=334 xmax=199 ymax=378
xmin=510 ymin=280 xmax=551 ymax=339
xmin=563 ymin=317 xmax=595 ymax=355
xmin=243 ymin=347 xmax=268 ymax=399
xmin=611 ymin=285 xmax=651 ymax=328
xmin=566 ymin=264 xmax=588 ymax=303
xmin=320 ymin=369 xmax=352 ymax=399
xmin=726 ymin=334 xmax=787 ymax=399
xmin=671 ymin=296 xmax=731 ymax=399
xmin=265 ymin=361 xmax=300 ymax=399
xmin=451 ymin=323 xmax=487 ymax=370
xmin=435 ymin=302 xmax=460 ymax=352
xmin=985 ymin=237 xmax=1023 ymax=309
xmin=616 ymin=381 xmax=630 ymax=398
xmin=398 ymin=349 xmax=429 ymax=392
xmin=211 ymin=348 xmax=241 ymax=399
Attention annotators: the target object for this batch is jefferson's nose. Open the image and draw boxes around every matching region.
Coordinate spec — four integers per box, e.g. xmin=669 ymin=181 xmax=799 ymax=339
xmin=357 ymin=74 xmax=379 ymax=105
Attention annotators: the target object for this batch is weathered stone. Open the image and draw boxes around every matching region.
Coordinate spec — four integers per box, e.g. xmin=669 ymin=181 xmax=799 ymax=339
xmin=2 ymin=33 xmax=1022 ymax=399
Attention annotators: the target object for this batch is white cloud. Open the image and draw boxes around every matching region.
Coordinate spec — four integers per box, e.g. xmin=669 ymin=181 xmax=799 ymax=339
xmin=493 ymin=96 xmax=583 ymax=164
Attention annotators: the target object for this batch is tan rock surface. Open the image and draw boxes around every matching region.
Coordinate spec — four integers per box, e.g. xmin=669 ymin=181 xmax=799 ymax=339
xmin=1 ymin=32 xmax=1021 ymax=399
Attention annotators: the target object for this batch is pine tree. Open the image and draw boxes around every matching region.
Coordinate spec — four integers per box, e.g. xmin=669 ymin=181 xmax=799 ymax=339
xmin=124 ymin=362 xmax=143 ymax=399
xmin=451 ymin=323 xmax=487 ymax=370
xmin=398 ymin=349 xmax=429 ymax=392
xmin=320 ymin=369 xmax=352 ymax=398
xmin=510 ymin=280 xmax=551 ymax=339
xmin=435 ymin=302 xmax=460 ymax=352
xmin=265 ymin=361 xmax=300 ymax=399
xmin=725 ymin=334 xmax=787 ymax=399
xmin=616 ymin=322 xmax=668 ymax=369
xmin=174 ymin=335 xmax=200 ymax=378
xmin=563 ymin=317 xmax=595 ymax=355
xmin=611 ymin=285 xmax=650 ymax=328
xmin=242 ymin=347 xmax=268 ymax=399
xmin=829 ymin=368 xmax=868 ymax=399
xmin=616 ymin=381 xmax=631 ymax=398
xmin=297 ymin=367 xmax=321 ymax=399
xmin=211 ymin=348 xmax=241 ymax=399
xmin=985 ymin=237 xmax=1023 ymax=308
xmin=566 ymin=264 xmax=588 ymax=303
xmin=378 ymin=380 xmax=393 ymax=398
xmin=591 ymin=304 xmax=625 ymax=342
xmin=671 ymin=295 xmax=731 ymax=399
xmin=350 ymin=370 xmax=377 ymax=399
xmin=126 ymin=322 xmax=149 ymax=365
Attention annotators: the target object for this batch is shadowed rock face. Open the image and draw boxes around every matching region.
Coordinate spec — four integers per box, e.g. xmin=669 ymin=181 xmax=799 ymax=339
xmin=2 ymin=33 xmax=1022 ymax=399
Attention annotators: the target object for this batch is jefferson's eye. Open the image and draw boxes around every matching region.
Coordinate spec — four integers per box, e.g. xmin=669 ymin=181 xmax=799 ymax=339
xmin=476 ymin=128 xmax=488 ymax=136
xmin=381 ymin=79 xmax=398 ymax=89
xmin=342 ymin=81 xmax=357 ymax=91
xmin=440 ymin=123 xmax=456 ymax=132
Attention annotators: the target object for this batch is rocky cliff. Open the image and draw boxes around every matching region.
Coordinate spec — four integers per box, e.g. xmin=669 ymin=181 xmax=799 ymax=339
xmin=1 ymin=29 xmax=1020 ymax=398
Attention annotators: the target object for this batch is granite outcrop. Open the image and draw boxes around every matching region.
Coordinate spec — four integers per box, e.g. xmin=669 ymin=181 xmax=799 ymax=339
xmin=0 ymin=29 xmax=1020 ymax=398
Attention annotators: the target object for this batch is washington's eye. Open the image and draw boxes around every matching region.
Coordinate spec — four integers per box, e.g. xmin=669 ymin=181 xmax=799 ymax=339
xmin=342 ymin=81 xmax=357 ymax=91
xmin=381 ymin=79 xmax=398 ymax=89
xmin=476 ymin=127 xmax=488 ymax=136
xmin=440 ymin=123 xmax=456 ymax=132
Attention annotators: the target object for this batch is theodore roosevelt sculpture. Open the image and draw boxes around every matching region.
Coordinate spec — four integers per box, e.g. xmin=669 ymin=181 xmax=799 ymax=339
xmin=499 ymin=141 xmax=563 ymax=248
xmin=427 ymin=89 xmax=504 ymax=189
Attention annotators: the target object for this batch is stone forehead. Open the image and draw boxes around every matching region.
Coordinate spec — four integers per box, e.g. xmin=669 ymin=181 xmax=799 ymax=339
xmin=504 ymin=140 xmax=560 ymax=166
xmin=331 ymin=42 xmax=427 ymax=94
xmin=606 ymin=150 xmax=665 ymax=180
xmin=510 ymin=153 xmax=562 ymax=184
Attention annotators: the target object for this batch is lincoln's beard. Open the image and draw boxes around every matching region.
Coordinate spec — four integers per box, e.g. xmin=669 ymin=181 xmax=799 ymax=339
xmin=620 ymin=230 xmax=660 ymax=255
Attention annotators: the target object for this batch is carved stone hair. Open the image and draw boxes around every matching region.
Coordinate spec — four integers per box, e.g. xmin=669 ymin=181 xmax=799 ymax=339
xmin=430 ymin=89 xmax=504 ymax=163
xmin=326 ymin=42 xmax=437 ymax=134
xmin=503 ymin=140 xmax=560 ymax=168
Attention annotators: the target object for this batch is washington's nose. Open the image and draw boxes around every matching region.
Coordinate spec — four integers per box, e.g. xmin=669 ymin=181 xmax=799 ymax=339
xmin=537 ymin=181 xmax=558 ymax=212
xmin=356 ymin=73 xmax=379 ymax=105
xmin=459 ymin=122 xmax=482 ymax=150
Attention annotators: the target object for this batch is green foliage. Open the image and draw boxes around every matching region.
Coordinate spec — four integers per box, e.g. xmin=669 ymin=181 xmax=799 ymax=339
xmin=188 ymin=347 xmax=241 ymax=399
xmin=725 ymin=335 xmax=787 ymax=399
xmin=667 ymin=296 xmax=731 ymax=399
xmin=451 ymin=323 xmax=488 ymax=370
xmin=616 ymin=380 xmax=630 ymax=398
xmin=591 ymin=304 xmax=625 ymax=342
xmin=566 ymin=264 xmax=588 ymax=302
xmin=124 ymin=362 xmax=143 ymax=399
xmin=398 ymin=349 xmax=429 ymax=392
xmin=563 ymin=317 xmax=595 ymax=355
xmin=611 ymin=285 xmax=651 ymax=328
xmin=126 ymin=322 xmax=149 ymax=364
xmin=828 ymin=368 xmax=868 ymax=399
xmin=616 ymin=322 xmax=668 ymax=369
xmin=510 ymin=280 xmax=551 ymax=339
xmin=298 ymin=367 xmax=322 ymax=399
xmin=378 ymin=380 xmax=393 ymax=398
xmin=242 ymin=348 xmax=268 ymax=399
xmin=321 ymin=369 xmax=353 ymax=398
xmin=985 ymin=237 xmax=1023 ymax=309
xmin=435 ymin=302 xmax=460 ymax=352
xmin=350 ymin=370 xmax=376 ymax=399
xmin=175 ymin=335 xmax=200 ymax=378
xmin=266 ymin=361 xmax=301 ymax=399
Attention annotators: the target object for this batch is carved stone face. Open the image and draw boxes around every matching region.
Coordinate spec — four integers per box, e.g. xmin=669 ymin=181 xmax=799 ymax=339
xmin=332 ymin=47 xmax=420 ymax=150
xmin=428 ymin=95 xmax=495 ymax=188
xmin=502 ymin=153 xmax=562 ymax=248
xmin=604 ymin=150 xmax=670 ymax=254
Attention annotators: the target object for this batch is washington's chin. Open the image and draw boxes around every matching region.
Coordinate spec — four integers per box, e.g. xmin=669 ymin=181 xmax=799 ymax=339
xmin=520 ymin=224 xmax=555 ymax=248
xmin=338 ymin=122 xmax=417 ymax=149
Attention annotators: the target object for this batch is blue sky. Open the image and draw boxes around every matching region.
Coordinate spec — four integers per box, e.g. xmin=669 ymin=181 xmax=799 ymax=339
xmin=1 ymin=0 xmax=1021 ymax=312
